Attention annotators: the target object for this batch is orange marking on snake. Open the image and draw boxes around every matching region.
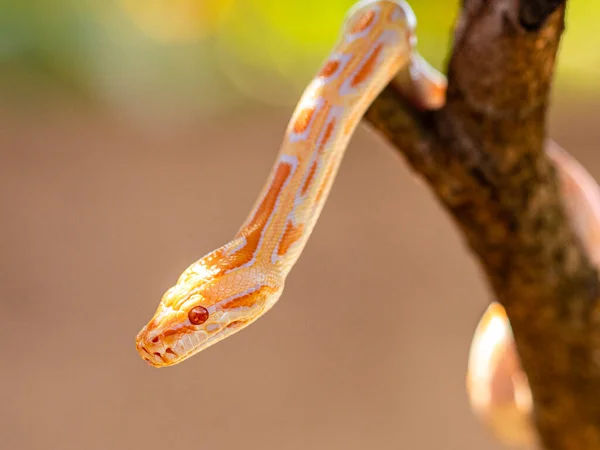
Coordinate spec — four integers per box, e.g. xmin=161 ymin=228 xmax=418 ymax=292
xmin=242 ymin=162 xmax=292 ymax=232
xmin=344 ymin=83 xmax=380 ymax=135
xmin=315 ymin=162 xmax=335 ymax=203
xmin=277 ymin=221 xmax=305 ymax=257
xmin=302 ymin=162 xmax=318 ymax=196
xmin=302 ymin=119 xmax=335 ymax=196
xmin=221 ymin=286 xmax=272 ymax=310
xmin=318 ymin=119 xmax=336 ymax=154
xmin=225 ymin=231 xmax=261 ymax=270
xmin=350 ymin=9 xmax=375 ymax=34
xmin=293 ymin=107 xmax=316 ymax=134
xmin=229 ymin=162 xmax=293 ymax=268
xmin=162 ymin=325 xmax=193 ymax=339
xmin=320 ymin=60 xmax=340 ymax=78
xmin=352 ymin=43 xmax=383 ymax=88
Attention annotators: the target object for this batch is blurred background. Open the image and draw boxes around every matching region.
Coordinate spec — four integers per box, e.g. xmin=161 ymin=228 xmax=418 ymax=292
xmin=2 ymin=1 xmax=599 ymax=449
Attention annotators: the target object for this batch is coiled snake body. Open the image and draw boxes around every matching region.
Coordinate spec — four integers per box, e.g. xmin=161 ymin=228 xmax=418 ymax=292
xmin=136 ymin=1 xmax=600 ymax=447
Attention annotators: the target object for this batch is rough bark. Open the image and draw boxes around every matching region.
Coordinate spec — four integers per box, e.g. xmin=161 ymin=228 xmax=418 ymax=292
xmin=365 ymin=1 xmax=600 ymax=449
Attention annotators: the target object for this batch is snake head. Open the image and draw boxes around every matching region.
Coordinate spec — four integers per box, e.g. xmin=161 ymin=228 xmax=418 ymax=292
xmin=135 ymin=248 xmax=283 ymax=367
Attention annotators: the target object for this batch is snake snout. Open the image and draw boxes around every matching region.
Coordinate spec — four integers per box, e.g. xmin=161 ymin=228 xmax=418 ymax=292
xmin=136 ymin=330 xmax=180 ymax=367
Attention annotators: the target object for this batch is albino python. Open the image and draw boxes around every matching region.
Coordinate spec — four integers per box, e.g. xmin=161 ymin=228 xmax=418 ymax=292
xmin=135 ymin=0 xmax=600 ymax=447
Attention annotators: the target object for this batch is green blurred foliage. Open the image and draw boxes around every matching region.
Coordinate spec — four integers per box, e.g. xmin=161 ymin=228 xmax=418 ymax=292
xmin=0 ymin=0 xmax=598 ymax=115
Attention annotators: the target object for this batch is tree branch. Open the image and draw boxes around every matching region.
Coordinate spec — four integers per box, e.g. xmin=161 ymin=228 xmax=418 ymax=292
xmin=365 ymin=1 xmax=600 ymax=449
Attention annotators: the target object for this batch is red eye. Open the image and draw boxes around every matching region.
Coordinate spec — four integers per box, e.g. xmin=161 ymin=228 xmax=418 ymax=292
xmin=188 ymin=306 xmax=209 ymax=325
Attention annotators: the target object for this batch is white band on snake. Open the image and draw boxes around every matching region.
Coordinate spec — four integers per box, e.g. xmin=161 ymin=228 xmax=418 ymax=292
xmin=135 ymin=1 xmax=600 ymax=447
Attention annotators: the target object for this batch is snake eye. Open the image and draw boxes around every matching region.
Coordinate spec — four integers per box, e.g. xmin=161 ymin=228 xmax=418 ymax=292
xmin=188 ymin=306 xmax=209 ymax=325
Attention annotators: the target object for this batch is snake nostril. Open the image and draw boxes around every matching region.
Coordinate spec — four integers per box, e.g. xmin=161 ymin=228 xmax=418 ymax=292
xmin=151 ymin=336 xmax=159 ymax=343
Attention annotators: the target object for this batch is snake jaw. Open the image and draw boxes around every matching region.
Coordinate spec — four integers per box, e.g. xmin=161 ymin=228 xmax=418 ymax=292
xmin=135 ymin=313 xmax=252 ymax=367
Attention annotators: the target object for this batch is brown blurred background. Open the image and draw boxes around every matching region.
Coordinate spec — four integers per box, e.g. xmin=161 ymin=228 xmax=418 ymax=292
xmin=2 ymin=1 xmax=599 ymax=449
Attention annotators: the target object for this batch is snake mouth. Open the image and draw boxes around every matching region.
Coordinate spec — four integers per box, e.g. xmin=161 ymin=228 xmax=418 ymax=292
xmin=137 ymin=340 xmax=178 ymax=367
xmin=226 ymin=319 xmax=246 ymax=330
xmin=137 ymin=319 xmax=251 ymax=368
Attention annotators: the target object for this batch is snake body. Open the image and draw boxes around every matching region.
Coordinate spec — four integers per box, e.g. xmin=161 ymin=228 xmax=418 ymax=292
xmin=136 ymin=0 xmax=421 ymax=367
xmin=135 ymin=0 xmax=600 ymax=447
